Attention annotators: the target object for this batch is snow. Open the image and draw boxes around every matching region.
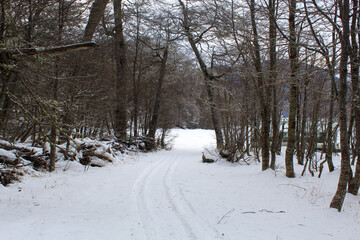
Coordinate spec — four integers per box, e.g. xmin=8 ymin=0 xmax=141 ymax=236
xmin=0 ymin=148 xmax=17 ymax=161
xmin=1 ymin=129 xmax=359 ymax=240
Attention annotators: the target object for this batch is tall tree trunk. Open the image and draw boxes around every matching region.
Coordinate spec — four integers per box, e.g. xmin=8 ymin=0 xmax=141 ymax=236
xmin=285 ymin=0 xmax=297 ymax=178
xmin=325 ymin=81 xmax=335 ymax=172
xmin=250 ymin=0 xmax=270 ymax=170
xmin=298 ymin=80 xmax=308 ymax=166
xmin=269 ymin=0 xmax=278 ymax=170
xmin=330 ymin=0 xmax=351 ymax=211
xmin=348 ymin=0 xmax=360 ymax=194
xmin=49 ymin=0 xmax=65 ymax=172
xmin=148 ymin=43 xmax=169 ymax=142
xmin=204 ymin=78 xmax=224 ymax=149
xmin=348 ymin=72 xmax=360 ymax=194
xmin=132 ymin=6 xmax=141 ymax=138
xmin=113 ymin=0 xmax=128 ymax=140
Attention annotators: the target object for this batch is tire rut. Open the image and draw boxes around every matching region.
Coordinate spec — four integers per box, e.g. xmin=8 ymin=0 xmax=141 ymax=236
xmin=132 ymin=159 xmax=166 ymax=240
xmin=164 ymin=158 xmax=222 ymax=239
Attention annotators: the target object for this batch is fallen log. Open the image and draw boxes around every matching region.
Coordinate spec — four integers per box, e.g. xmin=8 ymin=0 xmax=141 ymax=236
xmin=0 ymin=140 xmax=47 ymax=170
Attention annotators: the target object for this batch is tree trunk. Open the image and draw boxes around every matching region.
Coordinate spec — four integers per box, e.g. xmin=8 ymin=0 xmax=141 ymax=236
xmin=348 ymin=0 xmax=360 ymax=194
xmin=83 ymin=0 xmax=110 ymax=42
xmin=269 ymin=0 xmax=278 ymax=170
xmin=131 ymin=7 xmax=141 ymax=138
xmin=178 ymin=0 xmax=223 ymax=149
xmin=348 ymin=78 xmax=360 ymax=194
xmin=285 ymin=0 xmax=297 ymax=178
xmin=148 ymin=43 xmax=169 ymax=142
xmin=113 ymin=0 xmax=129 ymax=140
xmin=249 ymin=0 xmax=270 ymax=170
xmin=49 ymin=0 xmax=65 ymax=172
xmin=204 ymin=78 xmax=224 ymax=149
xmin=298 ymin=78 xmax=309 ymax=166
xmin=330 ymin=0 xmax=351 ymax=211
xmin=325 ymin=81 xmax=335 ymax=172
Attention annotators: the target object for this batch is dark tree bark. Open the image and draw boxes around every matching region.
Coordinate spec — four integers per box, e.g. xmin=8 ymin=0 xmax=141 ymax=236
xmin=269 ymin=0 xmax=278 ymax=170
xmin=325 ymin=81 xmax=335 ymax=172
xmin=83 ymin=0 xmax=110 ymax=42
xmin=348 ymin=0 xmax=360 ymax=195
xmin=131 ymin=4 xmax=142 ymax=138
xmin=298 ymin=79 xmax=309 ymax=166
xmin=348 ymin=80 xmax=360 ymax=194
xmin=329 ymin=0 xmax=352 ymax=212
xmin=249 ymin=0 xmax=270 ymax=171
xmin=285 ymin=0 xmax=297 ymax=178
xmin=50 ymin=0 xmax=67 ymax=172
xmin=113 ymin=0 xmax=129 ymax=140
xmin=148 ymin=42 xmax=169 ymax=142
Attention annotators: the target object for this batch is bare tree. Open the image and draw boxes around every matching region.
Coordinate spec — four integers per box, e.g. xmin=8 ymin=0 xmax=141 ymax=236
xmin=113 ymin=0 xmax=129 ymax=140
xmin=284 ymin=0 xmax=297 ymax=178
xmin=310 ymin=0 xmax=352 ymax=211
xmin=248 ymin=0 xmax=271 ymax=170
xmin=268 ymin=0 xmax=279 ymax=170
xmin=177 ymin=0 xmax=224 ymax=149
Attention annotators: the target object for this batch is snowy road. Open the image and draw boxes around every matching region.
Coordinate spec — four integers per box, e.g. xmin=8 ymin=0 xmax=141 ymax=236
xmin=1 ymin=129 xmax=359 ymax=240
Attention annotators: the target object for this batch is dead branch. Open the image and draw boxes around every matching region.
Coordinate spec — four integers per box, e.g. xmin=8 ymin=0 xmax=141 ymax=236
xmin=2 ymin=42 xmax=98 ymax=56
xmin=241 ymin=209 xmax=285 ymax=214
xmin=217 ymin=208 xmax=235 ymax=224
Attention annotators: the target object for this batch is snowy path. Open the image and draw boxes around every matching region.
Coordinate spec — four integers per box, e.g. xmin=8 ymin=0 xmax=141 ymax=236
xmin=132 ymin=156 xmax=220 ymax=240
xmin=130 ymin=129 xmax=223 ymax=239
xmin=1 ymin=129 xmax=359 ymax=240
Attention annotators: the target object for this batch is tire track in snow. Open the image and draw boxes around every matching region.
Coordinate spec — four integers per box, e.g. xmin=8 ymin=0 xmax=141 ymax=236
xmin=132 ymin=158 xmax=196 ymax=240
xmin=163 ymin=159 xmax=197 ymax=239
xmin=164 ymin=158 xmax=222 ymax=239
xmin=132 ymin=159 xmax=167 ymax=240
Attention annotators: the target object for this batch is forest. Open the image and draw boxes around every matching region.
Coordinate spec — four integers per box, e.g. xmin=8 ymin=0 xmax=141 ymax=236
xmin=0 ymin=0 xmax=359 ymax=214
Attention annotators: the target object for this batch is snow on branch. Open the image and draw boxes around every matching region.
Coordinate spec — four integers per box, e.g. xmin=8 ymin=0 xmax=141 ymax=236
xmin=1 ymin=42 xmax=99 ymax=56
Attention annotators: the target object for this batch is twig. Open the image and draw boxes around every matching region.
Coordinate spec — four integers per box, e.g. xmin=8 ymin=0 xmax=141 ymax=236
xmin=241 ymin=209 xmax=285 ymax=214
xmin=259 ymin=209 xmax=285 ymax=213
xmin=277 ymin=184 xmax=307 ymax=191
xmin=241 ymin=211 xmax=256 ymax=214
xmin=217 ymin=208 xmax=235 ymax=224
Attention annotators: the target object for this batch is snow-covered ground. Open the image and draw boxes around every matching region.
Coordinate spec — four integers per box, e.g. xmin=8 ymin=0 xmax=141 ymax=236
xmin=0 ymin=129 xmax=359 ymax=240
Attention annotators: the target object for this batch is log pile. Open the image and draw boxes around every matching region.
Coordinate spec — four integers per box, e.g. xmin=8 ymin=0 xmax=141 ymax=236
xmin=0 ymin=136 xmax=155 ymax=186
